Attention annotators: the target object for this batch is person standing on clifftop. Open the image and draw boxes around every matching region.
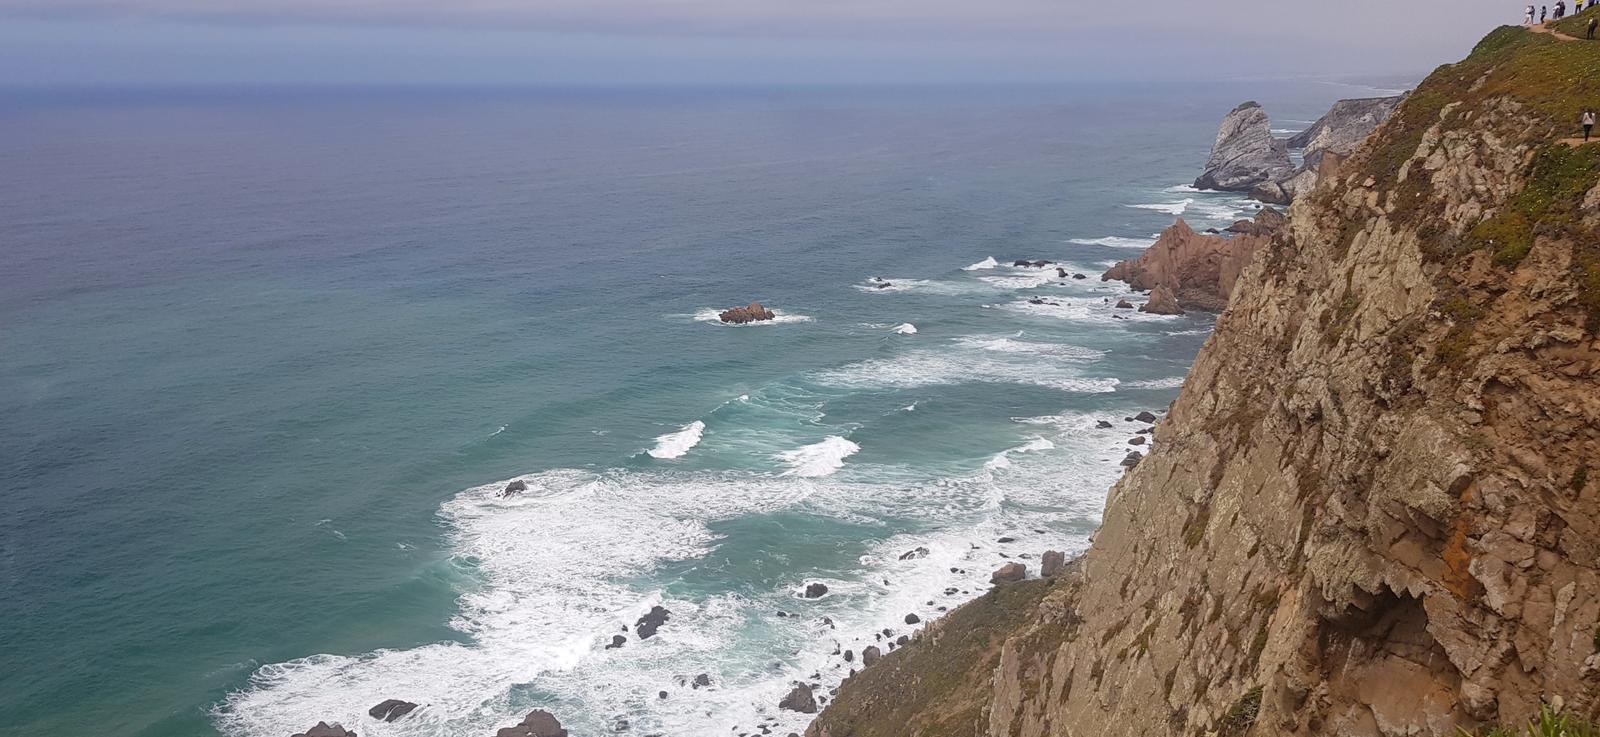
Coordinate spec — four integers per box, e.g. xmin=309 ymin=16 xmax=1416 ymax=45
xmin=1543 ymin=5 xmax=1550 ymax=22
xmin=1528 ymin=4 xmax=1538 ymax=23
xmin=1582 ymin=110 xmax=1596 ymax=142
xmin=1588 ymin=15 xmax=1598 ymax=38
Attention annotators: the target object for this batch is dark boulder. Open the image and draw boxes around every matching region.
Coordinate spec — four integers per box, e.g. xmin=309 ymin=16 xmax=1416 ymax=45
xmin=692 ymin=673 xmax=712 ymax=689
xmin=1135 ymin=411 xmax=1159 ymax=423
xmin=1096 ymin=420 xmax=1114 ymax=429
xmin=1115 ymin=299 xmax=1134 ymax=309
xmin=494 ymin=710 xmax=568 ymax=737
xmin=1121 ymin=451 xmax=1144 ymax=468
xmin=1041 ymin=550 xmax=1066 ymax=578
xmin=635 ymin=606 xmax=671 ymax=639
xmin=990 ymin=562 xmax=1026 ymax=585
xmin=803 ymin=582 xmax=829 ymax=599
xmin=502 ymin=479 xmax=527 ymax=497
xmin=718 ymin=302 xmax=777 ymax=324
xmin=904 ymin=613 xmax=920 ymax=624
xmin=779 ymin=683 xmax=818 ymax=714
xmin=605 ymin=634 xmax=626 ymax=649
xmin=898 ymin=547 xmax=930 ymax=561
xmin=862 ymin=645 xmax=883 ymax=667
xmin=368 ymin=699 xmax=418 ymax=722
xmin=292 ymin=723 xmax=356 ymax=737
xmin=1129 ymin=436 xmax=1147 ymax=446
xmin=1073 ymin=273 xmax=1088 ymax=280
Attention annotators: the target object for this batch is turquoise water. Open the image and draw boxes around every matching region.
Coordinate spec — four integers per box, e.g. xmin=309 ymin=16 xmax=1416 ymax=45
xmin=0 ymin=83 xmax=1397 ymax=736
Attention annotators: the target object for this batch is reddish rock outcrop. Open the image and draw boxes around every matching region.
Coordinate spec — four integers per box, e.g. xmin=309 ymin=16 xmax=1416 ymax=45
xmin=1138 ymin=284 xmax=1184 ymax=315
xmin=1102 ymin=208 xmax=1283 ymax=312
xmin=719 ymin=302 xmax=776 ymax=324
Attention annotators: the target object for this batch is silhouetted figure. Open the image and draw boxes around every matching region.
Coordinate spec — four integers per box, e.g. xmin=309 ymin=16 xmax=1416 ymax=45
xmin=1589 ymin=16 xmax=1598 ymax=38
xmin=1582 ymin=110 xmax=1596 ymax=143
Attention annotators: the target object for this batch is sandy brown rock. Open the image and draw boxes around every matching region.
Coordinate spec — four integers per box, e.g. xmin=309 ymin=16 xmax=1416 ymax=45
xmin=719 ymin=302 xmax=776 ymax=324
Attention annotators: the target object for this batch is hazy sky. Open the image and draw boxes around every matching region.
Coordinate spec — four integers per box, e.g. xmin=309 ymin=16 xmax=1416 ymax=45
xmin=0 ymin=0 xmax=1523 ymax=87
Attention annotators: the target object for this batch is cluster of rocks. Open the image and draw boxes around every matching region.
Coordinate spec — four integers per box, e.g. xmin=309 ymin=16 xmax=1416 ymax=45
xmin=719 ymin=302 xmax=777 ymax=324
xmin=291 ymin=724 xmax=357 ymax=737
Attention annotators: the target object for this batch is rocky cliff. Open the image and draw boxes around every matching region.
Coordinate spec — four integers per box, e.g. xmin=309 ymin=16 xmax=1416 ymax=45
xmin=1102 ymin=208 xmax=1286 ymax=313
xmin=809 ymin=24 xmax=1600 ymax=737
xmin=1255 ymin=95 xmax=1406 ymax=205
xmin=1195 ymin=102 xmax=1295 ymax=192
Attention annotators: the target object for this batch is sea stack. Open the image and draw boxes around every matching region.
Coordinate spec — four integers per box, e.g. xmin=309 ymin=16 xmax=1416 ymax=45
xmin=1193 ymin=102 xmax=1293 ymax=192
xmin=1102 ymin=207 xmax=1284 ymax=313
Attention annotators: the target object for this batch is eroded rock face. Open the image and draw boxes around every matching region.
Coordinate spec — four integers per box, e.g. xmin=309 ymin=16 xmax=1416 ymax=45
xmin=1139 ymin=284 xmax=1184 ymax=315
xmin=719 ymin=302 xmax=776 ymax=324
xmin=1194 ymin=101 xmax=1294 ymax=192
xmin=1103 ymin=209 xmax=1284 ymax=312
xmin=1289 ymin=95 xmax=1405 ymax=168
xmin=780 ymin=683 xmax=819 ymax=714
xmin=809 ymin=35 xmax=1600 ymax=737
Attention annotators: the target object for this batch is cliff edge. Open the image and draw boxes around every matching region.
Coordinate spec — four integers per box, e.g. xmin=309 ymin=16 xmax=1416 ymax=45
xmin=809 ymin=22 xmax=1600 ymax=737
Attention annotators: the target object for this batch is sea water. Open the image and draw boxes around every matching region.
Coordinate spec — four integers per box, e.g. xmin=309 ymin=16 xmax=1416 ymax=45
xmin=0 ymin=80 xmax=1410 ymax=737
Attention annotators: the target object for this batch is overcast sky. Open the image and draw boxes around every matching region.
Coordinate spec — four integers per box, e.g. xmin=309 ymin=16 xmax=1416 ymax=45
xmin=0 ymin=0 xmax=1523 ymax=87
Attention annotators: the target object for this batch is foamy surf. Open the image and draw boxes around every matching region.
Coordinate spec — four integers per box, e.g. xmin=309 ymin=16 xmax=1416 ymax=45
xmin=1067 ymin=235 xmax=1159 ymax=249
xmin=891 ymin=323 xmax=917 ymax=335
xmin=778 ymin=436 xmax=860 ymax=477
xmin=963 ymin=256 xmax=999 ymax=271
xmin=647 ymin=421 xmax=706 ymax=459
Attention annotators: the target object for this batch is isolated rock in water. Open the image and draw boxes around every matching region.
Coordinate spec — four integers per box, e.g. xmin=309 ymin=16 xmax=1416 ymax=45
xmin=990 ymin=562 xmax=1026 ymax=585
xmin=1073 ymin=273 xmax=1088 ymax=280
xmin=368 ymin=699 xmax=417 ymax=722
xmin=494 ymin=709 xmax=568 ymax=737
xmin=862 ymin=645 xmax=883 ymax=667
xmin=1139 ymin=285 xmax=1185 ymax=316
xmin=898 ymin=547 xmax=930 ymax=560
xmin=804 ymin=582 xmax=829 ymax=598
xmin=1096 ymin=420 xmax=1114 ymax=429
xmin=891 ymin=323 xmax=917 ymax=335
xmin=1129 ymin=436 xmax=1147 ymax=446
xmin=874 ymin=281 xmax=893 ymax=289
xmin=779 ymin=683 xmax=818 ymax=714
xmin=1041 ymin=550 xmax=1066 ymax=578
xmin=904 ymin=613 xmax=920 ymax=624
xmin=634 ymin=605 xmax=671 ymax=639
xmin=692 ymin=673 xmax=712 ymax=688
xmin=292 ymin=723 xmax=356 ymax=737
xmin=1121 ymin=451 xmax=1144 ymax=468
xmin=1057 ymin=267 xmax=1069 ymax=277
xmin=605 ymin=634 xmax=626 ymax=649
xmin=718 ymin=302 xmax=777 ymax=324
xmin=1135 ymin=411 xmax=1159 ymax=423
xmin=1193 ymin=101 xmax=1293 ymax=192
xmin=1114 ymin=299 xmax=1134 ymax=309
xmin=501 ymin=479 xmax=527 ymax=497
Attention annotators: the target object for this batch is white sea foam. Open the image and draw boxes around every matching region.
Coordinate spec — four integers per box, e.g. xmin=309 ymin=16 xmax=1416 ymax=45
xmin=963 ymin=256 xmax=999 ymax=271
xmin=692 ymin=309 xmax=814 ymax=326
xmin=778 ymin=436 xmax=861 ymax=477
xmin=647 ymin=420 xmax=706 ymax=459
xmin=891 ymin=323 xmax=917 ymax=335
xmin=1067 ymin=235 xmax=1159 ymax=250
xmin=1122 ymin=377 xmax=1188 ymax=390
xmin=1128 ymin=198 xmax=1194 ymax=215
xmin=813 ymin=345 xmax=1115 ymax=393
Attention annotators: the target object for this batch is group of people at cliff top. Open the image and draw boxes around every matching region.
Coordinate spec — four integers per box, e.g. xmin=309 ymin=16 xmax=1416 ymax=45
xmin=1527 ymin=1 xmax=1600 ymax=37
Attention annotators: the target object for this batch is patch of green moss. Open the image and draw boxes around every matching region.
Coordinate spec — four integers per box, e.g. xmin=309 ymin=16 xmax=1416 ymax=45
xmin=1574 ymin=466 xmax=1591 ymax=494
xmin=1462 ymin=705 xmax=1600 ymax=737
xmin=1466 ymin=144 xmax=1600 ymax=268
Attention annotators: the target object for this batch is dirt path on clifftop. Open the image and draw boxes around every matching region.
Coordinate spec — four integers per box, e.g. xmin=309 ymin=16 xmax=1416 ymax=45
xmin=1530 ymin=22 xmax=1580 ymax=41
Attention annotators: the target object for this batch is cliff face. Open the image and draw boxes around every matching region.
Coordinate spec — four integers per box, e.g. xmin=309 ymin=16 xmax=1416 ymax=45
xmin=1102 ymin=208 xmax=1285 ymax=312
xmin=810 ymin=26 xmax=1600 ymax=737
xmin=1195 ymin=102 xmax=1295 ymax=192
xmin=1257 ymin=96 xmax=1404 ymax=205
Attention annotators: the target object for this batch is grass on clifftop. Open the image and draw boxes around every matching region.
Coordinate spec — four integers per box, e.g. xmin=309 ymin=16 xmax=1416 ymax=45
xmin=1463 ymin=706 xmax=1600 ymax=737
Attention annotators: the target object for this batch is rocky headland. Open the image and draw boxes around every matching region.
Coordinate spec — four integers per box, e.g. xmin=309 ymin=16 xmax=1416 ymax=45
xmin=1102 ymin=207 xmax=1287 ymax=313
xmin=808 ymin=22 xmax=1600 ymax=737
xmin=1194 ymin=102 xmax=1295 ymax=193
xmin=1196 ymin=94 xmax=1404 ymax=205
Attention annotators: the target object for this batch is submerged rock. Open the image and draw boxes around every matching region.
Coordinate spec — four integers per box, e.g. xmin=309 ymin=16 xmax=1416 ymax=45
xmin=367 ymin=699 xmax=417 ymax=722
xmin=1096 ymin=420 xmax=1114 ymax=429
xmin=494 ymin=709 xmax=568 ymax=737
xmin=898 ymin=547 xmax=930 ymax=560
xmin=779 ymin=683 xmax=818 ymax=714
xmin=990 ymin=562 xmax=1026 ymax=585
xmin=634 ymin=606 xmax=671 ymax=639
xmin=718 ymin=302 xmax=777 ymax=324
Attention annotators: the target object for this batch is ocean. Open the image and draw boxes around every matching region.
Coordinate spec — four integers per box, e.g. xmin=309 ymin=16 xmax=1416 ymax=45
xmin=0 ymin=79 xmax=1409 ymax=737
